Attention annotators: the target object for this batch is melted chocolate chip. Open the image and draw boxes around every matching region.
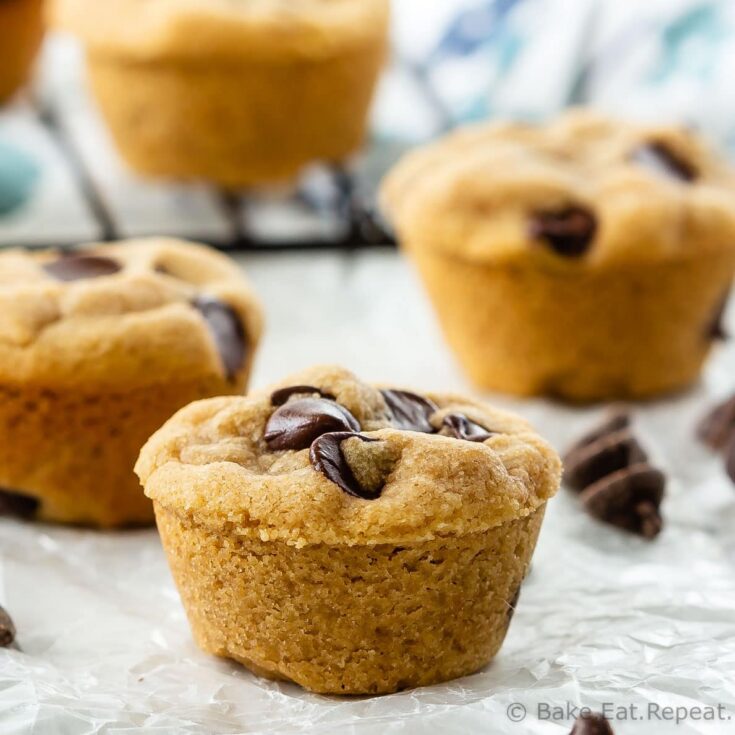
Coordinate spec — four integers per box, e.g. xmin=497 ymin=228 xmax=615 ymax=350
xmin=697 ymin=396 xmax=735 ymax=451
xmin=270 ymin=385 xmax=335 ymax=406
xmin=310 ymin=432 xmax=382 ymax=499
xmin=570 ymin=712 xmax=615 ymax=735
xmin=633 ymin=141 xmax=697 ymax=182
xmin=564 ymin=429 xmax=647 ymax=492
xmin=528 ymin=206 xmax=597 ymax=257
xmin=0 ymin=606 xmax=16 ymax=648
xmin=43 ymin=255 xmax=122 ymax=282
xmin=440 ymin=413 xmax=493 ymax=442
xmin=581 ymin=464 xmax=665 ymax=539
xmin=265 ymin=398 xmax=360 ymax=451
xmin=0 ymin=488 xmax=39 ymax=519
xmin=381 ymin=389 xmax=437 ymax=433
xmin=193 ymin=295 xmax=247 ymax=382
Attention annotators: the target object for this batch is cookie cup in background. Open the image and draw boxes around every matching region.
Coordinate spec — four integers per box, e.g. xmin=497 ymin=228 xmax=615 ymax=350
xmin=53 ymin=0 xmax=389 ymax=187
xmin=0 ymin=0 xmax=44 ymax=102
xmin=0 ymin=239 xmax=262 ymax=527
xmin=136 ymin=366 xmax=561 ymax=694
xmin=381 ymin=111 xmax=735 ymax=402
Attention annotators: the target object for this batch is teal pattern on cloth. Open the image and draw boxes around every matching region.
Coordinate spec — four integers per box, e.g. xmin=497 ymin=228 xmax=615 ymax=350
xmin=0 ymin=141 xmax=39 ymax=216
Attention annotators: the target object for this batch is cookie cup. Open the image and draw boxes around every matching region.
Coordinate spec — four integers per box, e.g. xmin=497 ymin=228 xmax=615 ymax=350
xmin=410 ymin=247 xmax=735 ymax=401
xmin=0 ymin=239 xmax=262 ymax=527
xmin=55 ymin=0 xmax=389 ymax=187
xmin=136 ymin=369 xmax=561 ymax=694
xmin=0 ymin=0 xmax=44 ymax=102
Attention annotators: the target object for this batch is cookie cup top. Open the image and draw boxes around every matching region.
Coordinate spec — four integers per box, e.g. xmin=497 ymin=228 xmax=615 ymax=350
xmin=53 ymin=0 xmax=390 ymax=63
xmin=136 ymin=365 xmax=561 ymax=547
xmin=0 ymin=238 xmax=263 ymax=391
xmin=381 ymin=109 xmax=735 ymax=270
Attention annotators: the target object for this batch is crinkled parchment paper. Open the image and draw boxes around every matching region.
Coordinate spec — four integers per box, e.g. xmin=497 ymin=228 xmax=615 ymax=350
xmin=1 ymin=253 xmax=734 ymax=734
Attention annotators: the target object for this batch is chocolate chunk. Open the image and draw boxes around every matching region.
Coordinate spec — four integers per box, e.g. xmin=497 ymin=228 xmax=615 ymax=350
xmin=440 ymin=413 xmax=493 ymax=442
xmin=697 ymin=396 xmax=735 ymax=451
xmin=528 ymin=206 xmax=597 ymax=257
xmin=43 ymin=255 xmax=122 ymax=281
xmin=265 ymin=398 xmax=360 ymax=451
xmin=633 ymin=141 xmax=697 ymax=182
xmin=271 ymin=385 xmax=335 ymax=406
xmin=707 ymin=292 xmax=730 ymax=341
xmin=0 ymin=606 xmax=15 ymax=648
xmin=564 ymin=428 xmax=647 ymax=492
xmin=580 ymin=464 xmax=665 ymax=539
xmin=381 ymin=389 xmax=438 ymax=433
xmin=193 ymin=295 xmax=247 ymax=382
xmin=569 ymin=410 xmax=630 ymax=452
xmin=310 ymin=432 xmax=382 ymax=499
xmin=570 ymin=712 xmax=615 ymax=735
xmin=0 ymin=488 xmax=39 ymax=519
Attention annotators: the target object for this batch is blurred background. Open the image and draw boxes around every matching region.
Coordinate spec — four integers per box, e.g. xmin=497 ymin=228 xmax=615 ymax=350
xmin=2 ymin=0 xmax=735 ymax=252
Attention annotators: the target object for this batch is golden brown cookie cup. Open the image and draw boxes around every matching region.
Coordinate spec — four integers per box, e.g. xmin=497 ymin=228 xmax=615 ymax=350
xmin=0 ymin=0 xmax=44 ymax=103
xmin=410 ymin=247 xmax=735 ymax=402
xmin=86 ymin=40 xmax=386 ymax=187
xmin=154 ymin=503 xmax=545 ymax=695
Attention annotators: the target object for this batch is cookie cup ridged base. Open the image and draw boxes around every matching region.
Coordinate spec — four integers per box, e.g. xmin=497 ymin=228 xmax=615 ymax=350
xmin=410 ymin=247 xmax=735 ymax=402
xmin=154 ymin=501 xmax=546 ymax=695
xmin=85 ymin=41 xmax=386 ymax=188
xmin=0 ymin=376 xmax=249 ymax=528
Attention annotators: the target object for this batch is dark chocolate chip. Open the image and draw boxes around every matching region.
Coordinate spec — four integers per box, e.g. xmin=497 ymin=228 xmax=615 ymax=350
xmin=193 ymin=295 xmax=247 ymax=382
xmin=0 ymin=606 xmax=15 ymax=648
xmin=265 ymin=398 xmax=360 ymax=451
xmin=707 ymin=291 xmax=730 ymax=341
xmin=43 ymin=255 xmax=122 ymax=282
xmin=570 ymin=712 xmax=615 ymax=735
xmin=528 ymin=206 xmax=597 ymax=257
xmin=381 ymin=389 xmax=438 ymax=433
xmin=440 ymin=413 xmax=493 ymax=443
xmin=565 ymin=410 xmax=630 ymax=453
xmin=270 ymin=385 xmax=336 ymax=406
xmin=0 ymin=488 xmax=39 ymax=519
xmin=633 ymin=141 xmax=697 ymax=182
xmin=580 ymin=464 xmax=665 ymax=539
xmin=310 ymin=432 xmax=382 ymax=500
xmin=697 ymin=396 xmax=735 ymax=451
xmin=564 ymin=428 xmax=647 ymax=492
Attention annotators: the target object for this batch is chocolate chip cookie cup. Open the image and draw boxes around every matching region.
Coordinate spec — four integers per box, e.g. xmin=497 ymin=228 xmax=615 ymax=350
xmin=54 ymin=0 xmax=389 ymax=187
xmin=0 ymin=239 xmax=262 ymax=527
xmin=135 ymin=366 xmax=561 ymax=694
xmin=381 ymin=110 xmax=735 ymax=401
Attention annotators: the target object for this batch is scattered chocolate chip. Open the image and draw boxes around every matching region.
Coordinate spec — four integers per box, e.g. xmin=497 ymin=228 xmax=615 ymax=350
xmin=564 ymin=429 xmax=647 ymax=492
xmin=633 ymin=141 xmax=697 ymax=182
xmin=381 ymin=389 xmax=438 ymax=433
xmin=565 ymin=413 xmax=665 ymax=538
xmin=0 ymin=488 xmax=39 ymax=519
xmin=697 ymin=395 xmax=735 ymax=451
xmin=193 ymin=295 xmax=247 ymax=382
xmin=265 ymin=398 xmax=360 ymax=451
xmin=310 ymin=432 xmax=382 ymax=499
xmin=43 ymin=255 xmax=122 ymax=282
xmin=707 ymin=291 xmax=730 ymax=341
xmin=581 ymin=464 xmax=665 ymax=539
xmin=570 ymin=712 xmax=615 ymax=735
xmin=440 ymin=413 xmax=493 ymax=443
xmin=270 ymin=385 xmax=336 ymax=406
xmin=528 ymin=206 xmax=597 ymax=257
xmin=0 ymin=605 xmax=16 ymax=648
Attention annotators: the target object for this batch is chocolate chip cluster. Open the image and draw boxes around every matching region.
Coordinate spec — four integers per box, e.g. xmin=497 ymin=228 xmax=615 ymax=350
xmin=264 ymin=386 xmax=493 ymax=499
xmin=563 ymin=411 xmax=665 ymax=539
